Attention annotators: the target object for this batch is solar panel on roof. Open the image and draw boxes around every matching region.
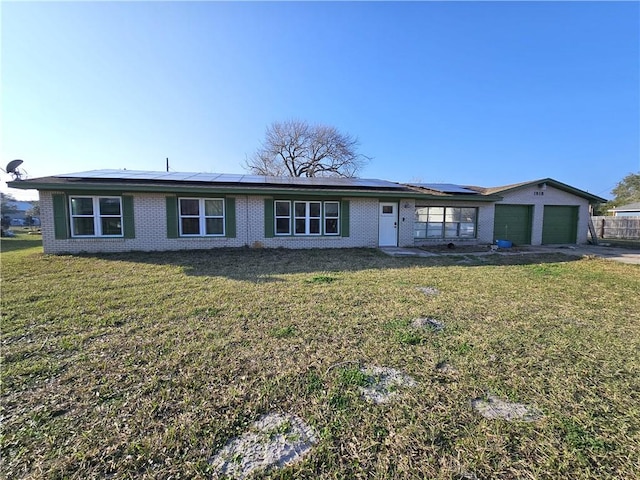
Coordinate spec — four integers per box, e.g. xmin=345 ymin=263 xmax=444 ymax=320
xmin=57 ymin=169 xmax=405 ymax=189
xmin=242 ymin=175 xmax=269 ymax=183
xmin=156 ymin=172 xmax=198 ymax=180
xmin=410 ymin=183 xmax=478 ymax=194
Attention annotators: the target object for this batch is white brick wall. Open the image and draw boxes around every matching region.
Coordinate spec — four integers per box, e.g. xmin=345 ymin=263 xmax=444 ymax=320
xmin=412 ymin=185 xmax=591 ymax=247
xmin=250 ymin=197 xmax=379 ymax=249
xmin=413 ymin=200 xmax=495 ymax=246
xmin=398 ymin=199 xmax=416 ymax=247
xmin=40 ymin=191 xmax=247 ymax=254
xmin=38 ymin=185 xmax=592 ymax=254
xmin=39 ymin=192 xmax=383 ymax=253
xmin=497 ymin=185 xmax=590 ymax=245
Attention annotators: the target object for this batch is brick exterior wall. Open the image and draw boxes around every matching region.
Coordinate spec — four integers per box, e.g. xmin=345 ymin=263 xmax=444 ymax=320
xmin=39 ymin=191 xmax=402 ymax=254
xmin=497 ymin=184 xmax=590 ymax=245
xmin=413 ymin=200 xmax=495 ymax=246
xmin=412 ymin=184 xmax=591 ymax=247
xmin=398 ymin=200 xmax=416 ymax=247
xmin=37 ymin=184 xmax=591 ymax=254
xmin=249 ymin=196 xmax=379 ymax=249
xmin=40 ymin=191 xmax=248 ymax=254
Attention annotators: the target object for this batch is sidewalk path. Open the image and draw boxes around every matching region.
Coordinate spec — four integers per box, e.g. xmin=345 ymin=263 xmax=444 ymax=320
xmin=380 ymin=245 xmax=640 ymax=265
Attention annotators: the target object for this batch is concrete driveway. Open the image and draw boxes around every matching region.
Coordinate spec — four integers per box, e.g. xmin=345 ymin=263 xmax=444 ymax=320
xmin=380 ymin=245 xmax=640 ymax=265
xmin=542 ymin=245 xmax=640 ymax=265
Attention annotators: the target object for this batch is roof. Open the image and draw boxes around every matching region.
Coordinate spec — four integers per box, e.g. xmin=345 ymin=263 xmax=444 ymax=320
xmin=608 ymin=201 xmax=640 ymax=212
xmin=466 ymin=178 xmax=607 ymax=204
xmin=405 ymin=183 xmax=480 ymax=195
xmin=10 ymin=170 xmax=603 ymax=203
xmin=7 ymin=169 xmax=501 ymax=201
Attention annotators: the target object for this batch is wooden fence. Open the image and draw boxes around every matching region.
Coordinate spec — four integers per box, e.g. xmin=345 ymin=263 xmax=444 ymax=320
xmin=591 ymin=216 xmax=640 ymax=240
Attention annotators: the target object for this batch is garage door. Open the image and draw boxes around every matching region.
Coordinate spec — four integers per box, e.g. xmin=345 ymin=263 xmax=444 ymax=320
xmin=493 ymin=205 xmax=532 ymax=245
xmin=542 ymin=206 xmax=578 ymax=244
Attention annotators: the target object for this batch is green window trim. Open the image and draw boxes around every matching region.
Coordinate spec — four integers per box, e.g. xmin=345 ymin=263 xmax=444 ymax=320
xmin=264 ymin=198 xmax=275 ymax=238
xmin=52 ymin=194 xmax=70 ymax=239
xmin=225 ymin=197 xmax=236 ymax=238
xmin=167 ymin=195 xmax=236 ymax=238
xmin=166 ymin=196 xmax=179 ymax=238
xmin=265 ymin=199 xmax=350 ymax=238
xmin=53 ymin=193 xmax=135 ymax=239
xmin=340 ymin=200 xmax=350 ymax=237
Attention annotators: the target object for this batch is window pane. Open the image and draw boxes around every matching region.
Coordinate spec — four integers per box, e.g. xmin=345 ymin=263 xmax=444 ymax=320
xmin=181 ymin=218 xmax=200 ymax=235
xmin=445 ymin=208 xmax=461 ymax=222
xmin=325 ymin=218 xmax=338 ymax=234
xmin=294 ymin=202 xmax=306 ymax=217
xmin=71 ymin=197 xmax=93 ymax=216
xmin=429 ymin=208 xmax=444 ymax=222
xmin=415 ymin=208 xmax=428 ymax=222
xmin=459 ymin=223 xmax=476 ymax=237
xmin=414 ymin=222 xmax=427 ymax=238
xmin=427 ymin=223 xmax=443 ymax=238
xmin=275 ymin=201 xmax=290 ymax=216
xmin=180 ymin=199 xmax=199 ymax=216
xmin=445 ymin=223 xmax=459 ymax=237
xmin=310 ymin=219 xmax=320 ymax=234
xmin=73 ymin=218 xmax=95 ymax=235
xmin=309 ymin=202 xmax=321 ymax=217
xmin=99 ymin=198 xmax=121 ymax=216
xmin=205 ymin=199 xmax=223 ymax=217
xmin=276 ymin=218 xmax=290 ymax=234
xmin=295 ymin=219 xmax=306 ymax=234
xmin=461 ymin=208 xmax=476 ymax=221
xmin=325 ymin=202 xmax=339 ymax=217
xmin=206 ymin=218 xmax=224 ymax=235
xmin=101 ymin=218 xmax=122 ymax=235
xmin=382 ymin=205 xmax=393 ymax=214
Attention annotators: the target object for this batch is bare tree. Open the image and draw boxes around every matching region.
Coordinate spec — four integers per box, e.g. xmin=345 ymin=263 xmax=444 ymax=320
xmin=245 ymin=120 xmax=370 ymax=177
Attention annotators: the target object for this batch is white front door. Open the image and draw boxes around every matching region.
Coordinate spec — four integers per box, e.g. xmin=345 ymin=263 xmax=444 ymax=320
xmin=378 ymin=202 xmax=398 ymax=246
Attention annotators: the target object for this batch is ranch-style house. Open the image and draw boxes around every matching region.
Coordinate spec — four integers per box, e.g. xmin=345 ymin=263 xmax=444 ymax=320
xmin=8 ymin=170 xmax=606 ymax=254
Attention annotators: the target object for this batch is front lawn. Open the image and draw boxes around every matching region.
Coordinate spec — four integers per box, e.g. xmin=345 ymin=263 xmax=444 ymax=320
xmin=1 ymin=240 xmax=639 ymax=479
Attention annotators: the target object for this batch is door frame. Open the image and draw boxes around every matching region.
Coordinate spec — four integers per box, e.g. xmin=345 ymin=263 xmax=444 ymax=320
xmin=378 ymin=202 xmax=398 ymax=247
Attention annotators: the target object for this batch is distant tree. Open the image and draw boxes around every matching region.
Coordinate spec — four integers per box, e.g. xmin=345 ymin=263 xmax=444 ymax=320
xmin=610 ymin=172 xmax=640 ymax=205
xmin=245 ymin=120 xmax=370 ymax=177
xmin=26 ymin=201 xmax=40 ymax=218
xmin=595 ymin=172 xmax=640 ymax=215
xmin=1 ymin=193 xmax=18 ymax=215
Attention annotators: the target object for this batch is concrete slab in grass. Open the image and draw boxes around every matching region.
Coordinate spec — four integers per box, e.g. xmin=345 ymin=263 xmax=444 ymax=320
xmin=210 ymin=413 xmax=317 ymax=479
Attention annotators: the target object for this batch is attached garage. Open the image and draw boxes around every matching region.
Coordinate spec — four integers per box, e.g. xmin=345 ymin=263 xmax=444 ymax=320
xmin=493 ymin=204 xmax=532 ymax=245
xmin=483 ymin=179 xmax=605 ymax=246
xmin=542 ymin=205 xmax=578 ymax=244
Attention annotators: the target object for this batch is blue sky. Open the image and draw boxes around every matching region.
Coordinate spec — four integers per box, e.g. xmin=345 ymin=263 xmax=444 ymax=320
xmin=2 ymin=1 xmax=638 ymax=200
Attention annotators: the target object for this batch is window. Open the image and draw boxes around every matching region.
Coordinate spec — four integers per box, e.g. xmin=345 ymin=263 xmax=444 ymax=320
xmin=273 ymin=200 xmax=340 ymax=236
xmin=179 ymin=198 xmax=225 ymax=236
xmin=324 ymin=202 xmax=339 ymax=235
xmin=294 ymin=201 xmax=321 ymax=235
xmin=70 ymin=196 xmax=123 ymax=237
xmin=414 ymin=207 xmax=477 ymax=239
xmin=275 ymin=201 xmax=291 ymax=235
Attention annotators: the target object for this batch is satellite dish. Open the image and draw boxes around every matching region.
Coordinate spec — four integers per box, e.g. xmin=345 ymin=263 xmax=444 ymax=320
xmin=3 ymin=159 xmax=25 ymax=180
